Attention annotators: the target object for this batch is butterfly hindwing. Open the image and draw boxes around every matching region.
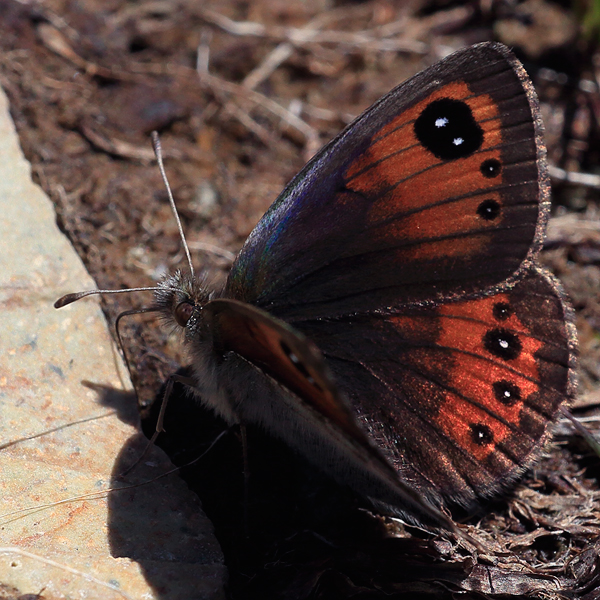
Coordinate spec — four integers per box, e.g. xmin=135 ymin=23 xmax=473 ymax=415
xmin=226 ymin=42 xmax=548 ymax=320
xmin=291 ymin=267 xmax=576 ymax=509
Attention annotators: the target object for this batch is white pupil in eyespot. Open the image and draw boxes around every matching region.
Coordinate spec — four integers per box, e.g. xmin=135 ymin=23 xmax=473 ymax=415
xmin=435 ymin=117 xmax=448 ymax=128
xmin=453 ymin=137 xmax=464 ymax=146
xmin=499 ymin=339 xmax=509 ymax=349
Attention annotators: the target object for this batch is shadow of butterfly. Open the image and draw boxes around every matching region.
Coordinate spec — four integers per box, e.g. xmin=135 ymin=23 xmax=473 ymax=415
xmin=57 ymin=42 xmax=577 ymax=532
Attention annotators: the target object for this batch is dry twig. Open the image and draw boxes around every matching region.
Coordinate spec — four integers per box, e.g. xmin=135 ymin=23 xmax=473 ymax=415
xmin=200 ymin=9 xmax=428 ymax=54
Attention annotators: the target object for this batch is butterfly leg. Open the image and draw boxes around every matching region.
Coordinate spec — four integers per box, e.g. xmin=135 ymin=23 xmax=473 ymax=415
xmin=151 ymin=373 xmax=198 ymax=444
xmin=114 ymin=373 xmax=199 ymax=479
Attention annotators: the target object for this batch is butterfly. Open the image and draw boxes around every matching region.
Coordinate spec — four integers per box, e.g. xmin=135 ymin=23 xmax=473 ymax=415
xmin=56 ymin=41 xmax=577 ymax=531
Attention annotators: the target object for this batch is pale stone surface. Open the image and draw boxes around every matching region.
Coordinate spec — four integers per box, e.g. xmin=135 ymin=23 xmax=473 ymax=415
xmin=0 ymin=86 xmax=225 ymax=600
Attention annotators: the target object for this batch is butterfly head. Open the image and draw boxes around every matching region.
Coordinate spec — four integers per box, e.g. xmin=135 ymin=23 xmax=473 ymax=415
xmin=154 ymin=269 xmax=213 ymax=336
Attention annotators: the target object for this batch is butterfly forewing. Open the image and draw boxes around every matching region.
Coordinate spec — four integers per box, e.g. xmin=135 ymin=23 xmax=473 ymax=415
xmin=226 ymin=43 xmax=548 ymax=320
xmin=206 ymin=299 xmax=361 ymax=440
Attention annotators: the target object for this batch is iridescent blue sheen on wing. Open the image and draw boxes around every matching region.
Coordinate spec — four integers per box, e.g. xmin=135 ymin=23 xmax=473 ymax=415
xmin=226 ymin=137 xmax=367 ymax=305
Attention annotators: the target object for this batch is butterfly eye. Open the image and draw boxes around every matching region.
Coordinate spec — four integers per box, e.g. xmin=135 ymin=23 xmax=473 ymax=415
xmin=174 ymin=301 xmax=194 ymax=327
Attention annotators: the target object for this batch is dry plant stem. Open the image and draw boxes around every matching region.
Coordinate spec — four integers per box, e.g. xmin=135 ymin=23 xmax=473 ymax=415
xmin=201 ymin=8 xmax=422 ymax=158
xmin=186 ymin=241 xmax=235 ymax=263
xmin=79 ymin=123 xmax=159 ymax=162
xmin=196 ymin=27 xmax=212 ymax=74
xmin=200 ymin=9 xmax=428 ymax=53
xmin=37 ymin=15 xmax=320 ymax=153
xmin=561 ymin=406 xmax=600 ymax=458
xmin=196 ymin=70 xmax=321 ymax=154
xmin=549 ymin=164 xmax=600 ymax=188
xmin=239 ymin=12 xmax=339 ymax=92
xmin=221 ymin=95 xmax=283 ymax=149
xmin=546 ymin=213 xmax=600 ymax=245
xmin=198 ymin=27 xmax=269 ymax=145
xmin=195 ymin=40 xmax=289 ymax=150
xmin=234 ymin=13 xmax=333 ymax=157
xmin=241 ymin=42 xmax=296 ymax=90
xmin=37 ymin=22 xmax=144 ymax=83
xmin=193 ymin=24 xmax=318 ymax=152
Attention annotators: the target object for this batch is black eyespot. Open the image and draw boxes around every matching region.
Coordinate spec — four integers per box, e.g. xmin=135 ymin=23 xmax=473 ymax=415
xmin=477 ymin=199 xmax=500 ymax=221
xmin=470 ymin=423 xmax=494 ymax=446
xmin=480 ymin=158 xmax=502 ymax=178
xmin=414 ymin=98 xmax=484 ymax=160
xmin=483 ymin=328 xmax=522 ymax=361
xmin=493 ymin=302 xmax=512 ymax=321
xmin=280 ymin=341 xmax=320 ymax=388
xmin=493 ymin=380 xmax=521 ymax=406
xmin=174 ymin=301 xmax=194 ymax=327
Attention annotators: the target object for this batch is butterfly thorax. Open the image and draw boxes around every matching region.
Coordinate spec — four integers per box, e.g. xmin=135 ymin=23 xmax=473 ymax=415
xmin=154 ymin=270 xmax=252 ymax=424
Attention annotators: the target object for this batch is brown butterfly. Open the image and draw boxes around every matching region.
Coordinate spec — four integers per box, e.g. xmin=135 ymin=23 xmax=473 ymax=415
xmin=56 ymin=42 xmax=577 ymax=531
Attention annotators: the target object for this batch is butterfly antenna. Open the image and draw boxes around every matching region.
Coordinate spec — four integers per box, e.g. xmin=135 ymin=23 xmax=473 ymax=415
xmin=151 ymin=131 xmax=195 ymax=280
xmin=54 ymin=286 xmax=162 ymax=309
